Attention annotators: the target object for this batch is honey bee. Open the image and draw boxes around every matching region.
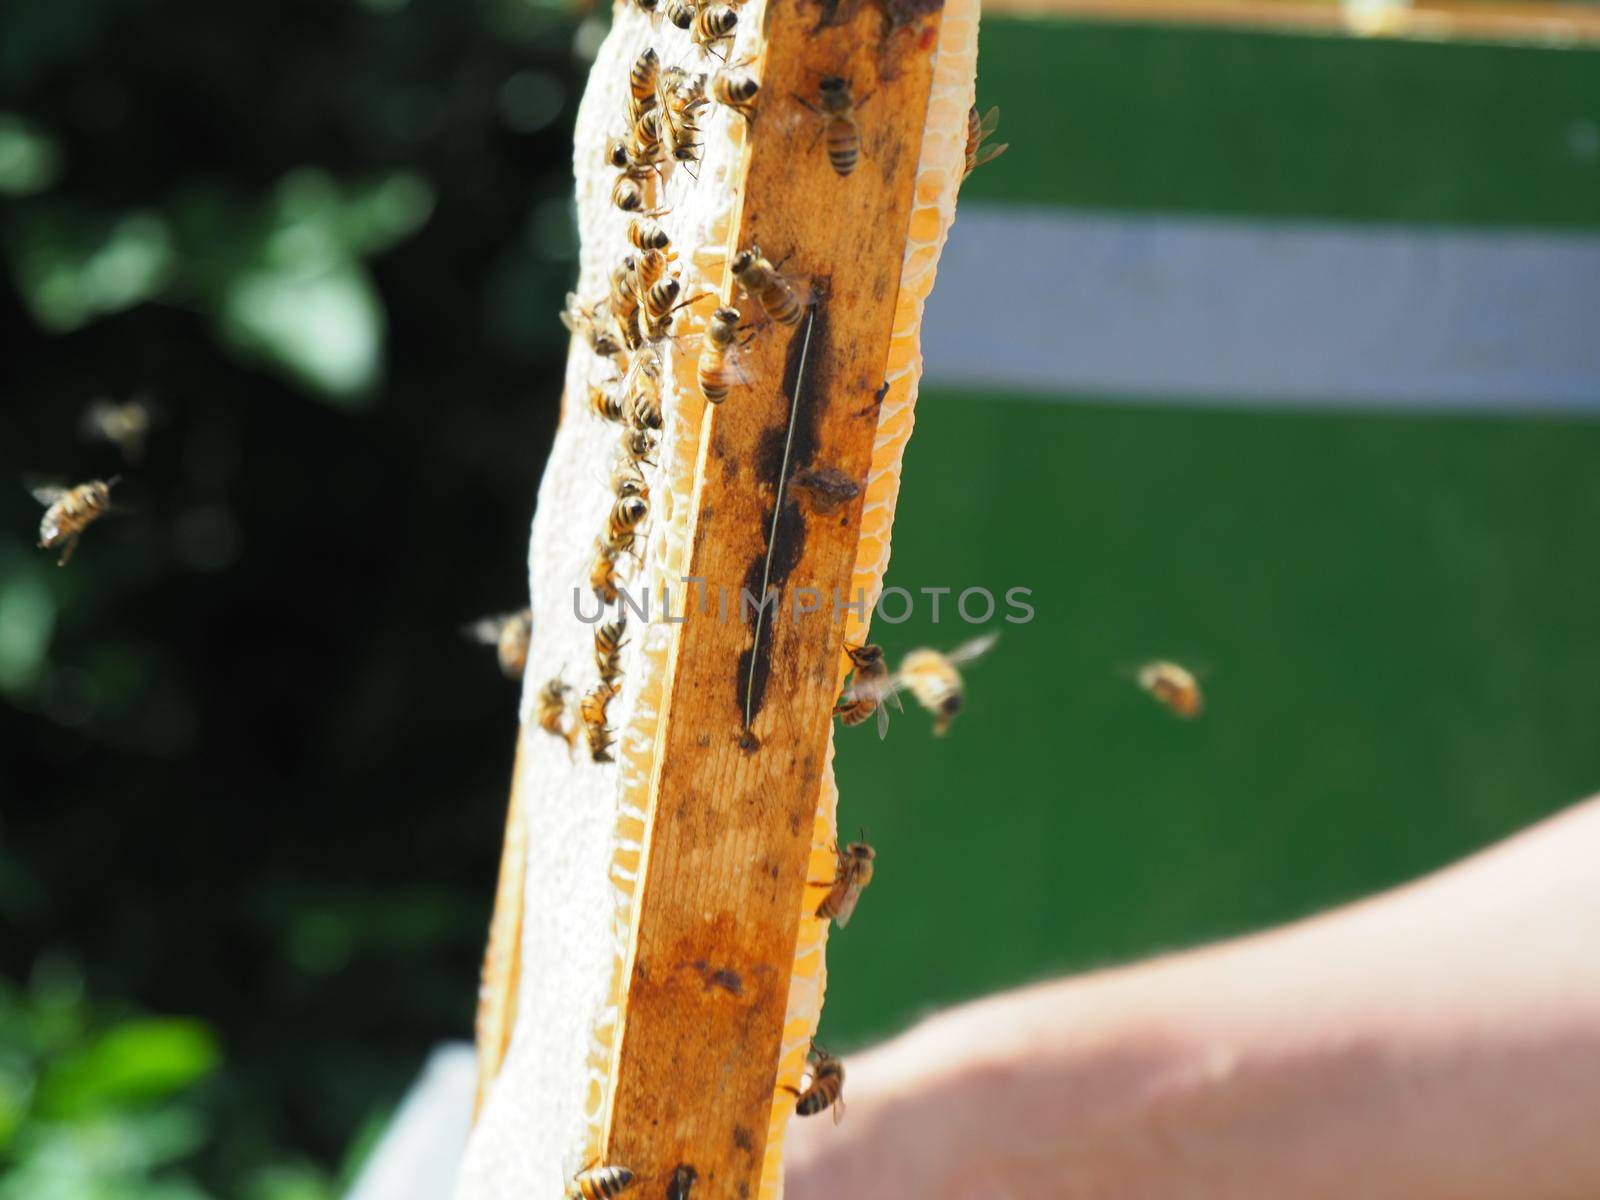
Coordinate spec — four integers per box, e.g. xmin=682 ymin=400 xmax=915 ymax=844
xmin=790 ymin=1045 xmax=845 ymax=1121
xmin=632 ymin=0 xmax=658 ymax=11
xmin=691 ymin=3 xmax=737 ymax=56
xmin=639 ymin=275 xmax=695 ymax=343
xmin=628 ymin=48 xmax=659 ymax=121
xmin=80 ymin=398 xmax=154 ymax=463
xmin=621 ymin=350 xmax=664 ymax=431
xmin=604 ymin=494 xmax=649 ymax=559
xmin=664 ymin=0 xmax=696 ymax=28
xmin=590 ymin=542 xmax=623 ymax=604
xmin=594 ymin=617 xmax=628 ymax=687
xmin=610 ymin=456 xmax=648 ymax=500
xmin=629 ymin=387 xmax=663 ymax=433
xmin=665 ymin=69 xmax=708 ymax=119
xmin=33 ymin=478 xmax=118 ymax=566
xmin=661 ymin=72 xmax=708 ymax=167
xmin=581 ymin=683 xmax=618 ymax=763
xmin=731 ymin=246 xmax=807 ymax=326
xmin=606 ymin=492 xmax=650 ymax=549
xmin=561 ymin=294 xmax=622 ymax=358
xmin=814 ymin=839 xmax=875 ymax=927
xmin=669 ymin=125 xmax=703 ymax=173
xmin=963 ymin=105 xmax=1008 ymax=179
xmin=832 ymin=642 xmax=898 ymax=738
xmin=711 ymin=68 xmax=759 ymax=123
xmin=619 ymin=426 xmax=657 ymax=468
xmin=462 ymin=608 xmax=534 ymax=680
xmin=633 ymin=248 xmax=670 ymax=300
xmin=1137 ymin=660 xmax=1204 ymax=719
xmin=628 ymin=108 xmax=665 ymax=167
xmin=611 ymin=167 xmax=657 ymax=214
xmin=606 ymin=137 xmax=632 ymax=170
xmin=697 ymin=305 xmax=752 ymax=404
xmin=608 ymin=258 xmax=643 ymax=351
xmin=795 ymin=75 xmax=872 ymax=176
xmin=536 ymin=676 xmax=577 ymax=749
xmin=667 ymin=1165 xmax=697 ymax=1200
xmin=589 ymin=382 xmax=626 ymax=424
xmin=566 ymin=1163 xmax=635 ymax=1199
xmin=893 ymin=631 xmax=998 ymax=736
xmin=626 ymin=217 xmax=671 ymax=254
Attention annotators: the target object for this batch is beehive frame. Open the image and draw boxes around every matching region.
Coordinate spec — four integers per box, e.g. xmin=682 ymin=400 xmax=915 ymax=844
xmin=461 ymin=0 xmax=981 ymax=1191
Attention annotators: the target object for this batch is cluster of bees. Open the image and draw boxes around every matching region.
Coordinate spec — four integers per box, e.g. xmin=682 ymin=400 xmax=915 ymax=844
xmin=30 ymin=399 xmax=155 ymax=567
xmin=536 ymin=24 xmax=1013 ymax=1199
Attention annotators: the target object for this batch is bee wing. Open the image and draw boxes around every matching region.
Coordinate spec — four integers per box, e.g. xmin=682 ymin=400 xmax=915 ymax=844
xmin=78 ymin=399 xmax=117 ymax=439
xmin=787 ymin=276 xmax=816 ymax=311
xmin=559 ymin=293 xmax=587 ymax=333
xmin=461 ymin=614 xmax=513 ymax=645
xmin=830 ymin=884 xmax=862 ymax=928
xmin=971 ymin=141 xmax=1009 ymax=170
xmin=30 ymin=485 xmax=67 ymax=506
xmin=977 ymin=106 xmax=1002 ymax=137
xmin=722 ymin=345 xmax=756 ymax=385
xmin=944 ymin=630 xmax=1000 ymax=666
xmin=874 ymin=699 xmax=891 ymax=740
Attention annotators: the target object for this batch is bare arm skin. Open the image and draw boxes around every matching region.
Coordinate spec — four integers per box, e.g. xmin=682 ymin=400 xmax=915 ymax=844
xmin=786 ymin=796 xmax=1600 ymax=1200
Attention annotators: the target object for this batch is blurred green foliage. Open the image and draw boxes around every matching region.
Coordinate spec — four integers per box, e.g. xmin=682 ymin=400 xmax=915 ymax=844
xmin=0 ymin=957 xmax=340 ymax=1200
xmin=2 ymin=0 xmax=591 ymax=1191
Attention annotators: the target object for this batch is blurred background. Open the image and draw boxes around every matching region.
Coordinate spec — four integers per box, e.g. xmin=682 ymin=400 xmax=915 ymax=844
xmin=3 ymin=0 xmax=1599 ymax=1195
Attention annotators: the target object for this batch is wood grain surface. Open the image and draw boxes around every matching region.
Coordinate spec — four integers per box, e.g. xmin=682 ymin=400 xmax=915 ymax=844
xmin=597 ymin=0 xmax=946 ymax=1193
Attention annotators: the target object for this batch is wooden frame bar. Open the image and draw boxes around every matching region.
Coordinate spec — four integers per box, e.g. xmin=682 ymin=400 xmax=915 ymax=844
xmin=595 ymin=0 xmax=948 ymax=1193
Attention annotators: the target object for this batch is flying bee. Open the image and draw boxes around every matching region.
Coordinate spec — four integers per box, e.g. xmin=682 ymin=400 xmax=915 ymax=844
xmin=33 ymin=477 xmax=118 ymax=566
xmin=589 ymin=382 xmax=626 ymax=424
xmin=664 ymin=0 xmax=696 ymax=28
xmin=626 ymin=217 xmax=671 ymax=254
xmin=813 ymin=838 xmax=875 ymax=927
xmin=789 ymin=1045 xmax=845 ymax=1121
xmin=731 ymin=246 xmax=808 ymax=326
xmin=691 ymin=3 xmax=737 ymax=56
xmin=832 ymin=642 xmax=899 ymax=738
xmin=566 ymin=1163 xmax=635 ymax=1199
xmin=580 ymin=683 xmax=618 ymax=763
xmin=590 ymin=542 xmax=622 ymax=604
xmin=696 ymin=305 xmax=754 ymax=404
xmin=1137 ymin=660 xmax=1204 ymax=719
xmin=594 ymin=618 xmax=628 ymax=688
xmin=561 ymin=293 xmax=622 ymax=359
xmin=80 ymin=397 xmax=154 ymax=463
xmin=536 ymin=675 xmax=577 ymax=750
xmin=893 ymin=631 xmax=998 ymax=737
xmin=462 ymin=608 xmax=534 ymax=680
xmin=667 ymin=1165 xmax=697 ymax=1200
xmin=711 ymin=68 xmax=759 ymax=123
xmin=963 ymin=105 xmax=1008 ymax=179
xmin=795 ymin=75 xmax=872 ymax=176
xmin=627 ymin=48 xmax=659 ymax=121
